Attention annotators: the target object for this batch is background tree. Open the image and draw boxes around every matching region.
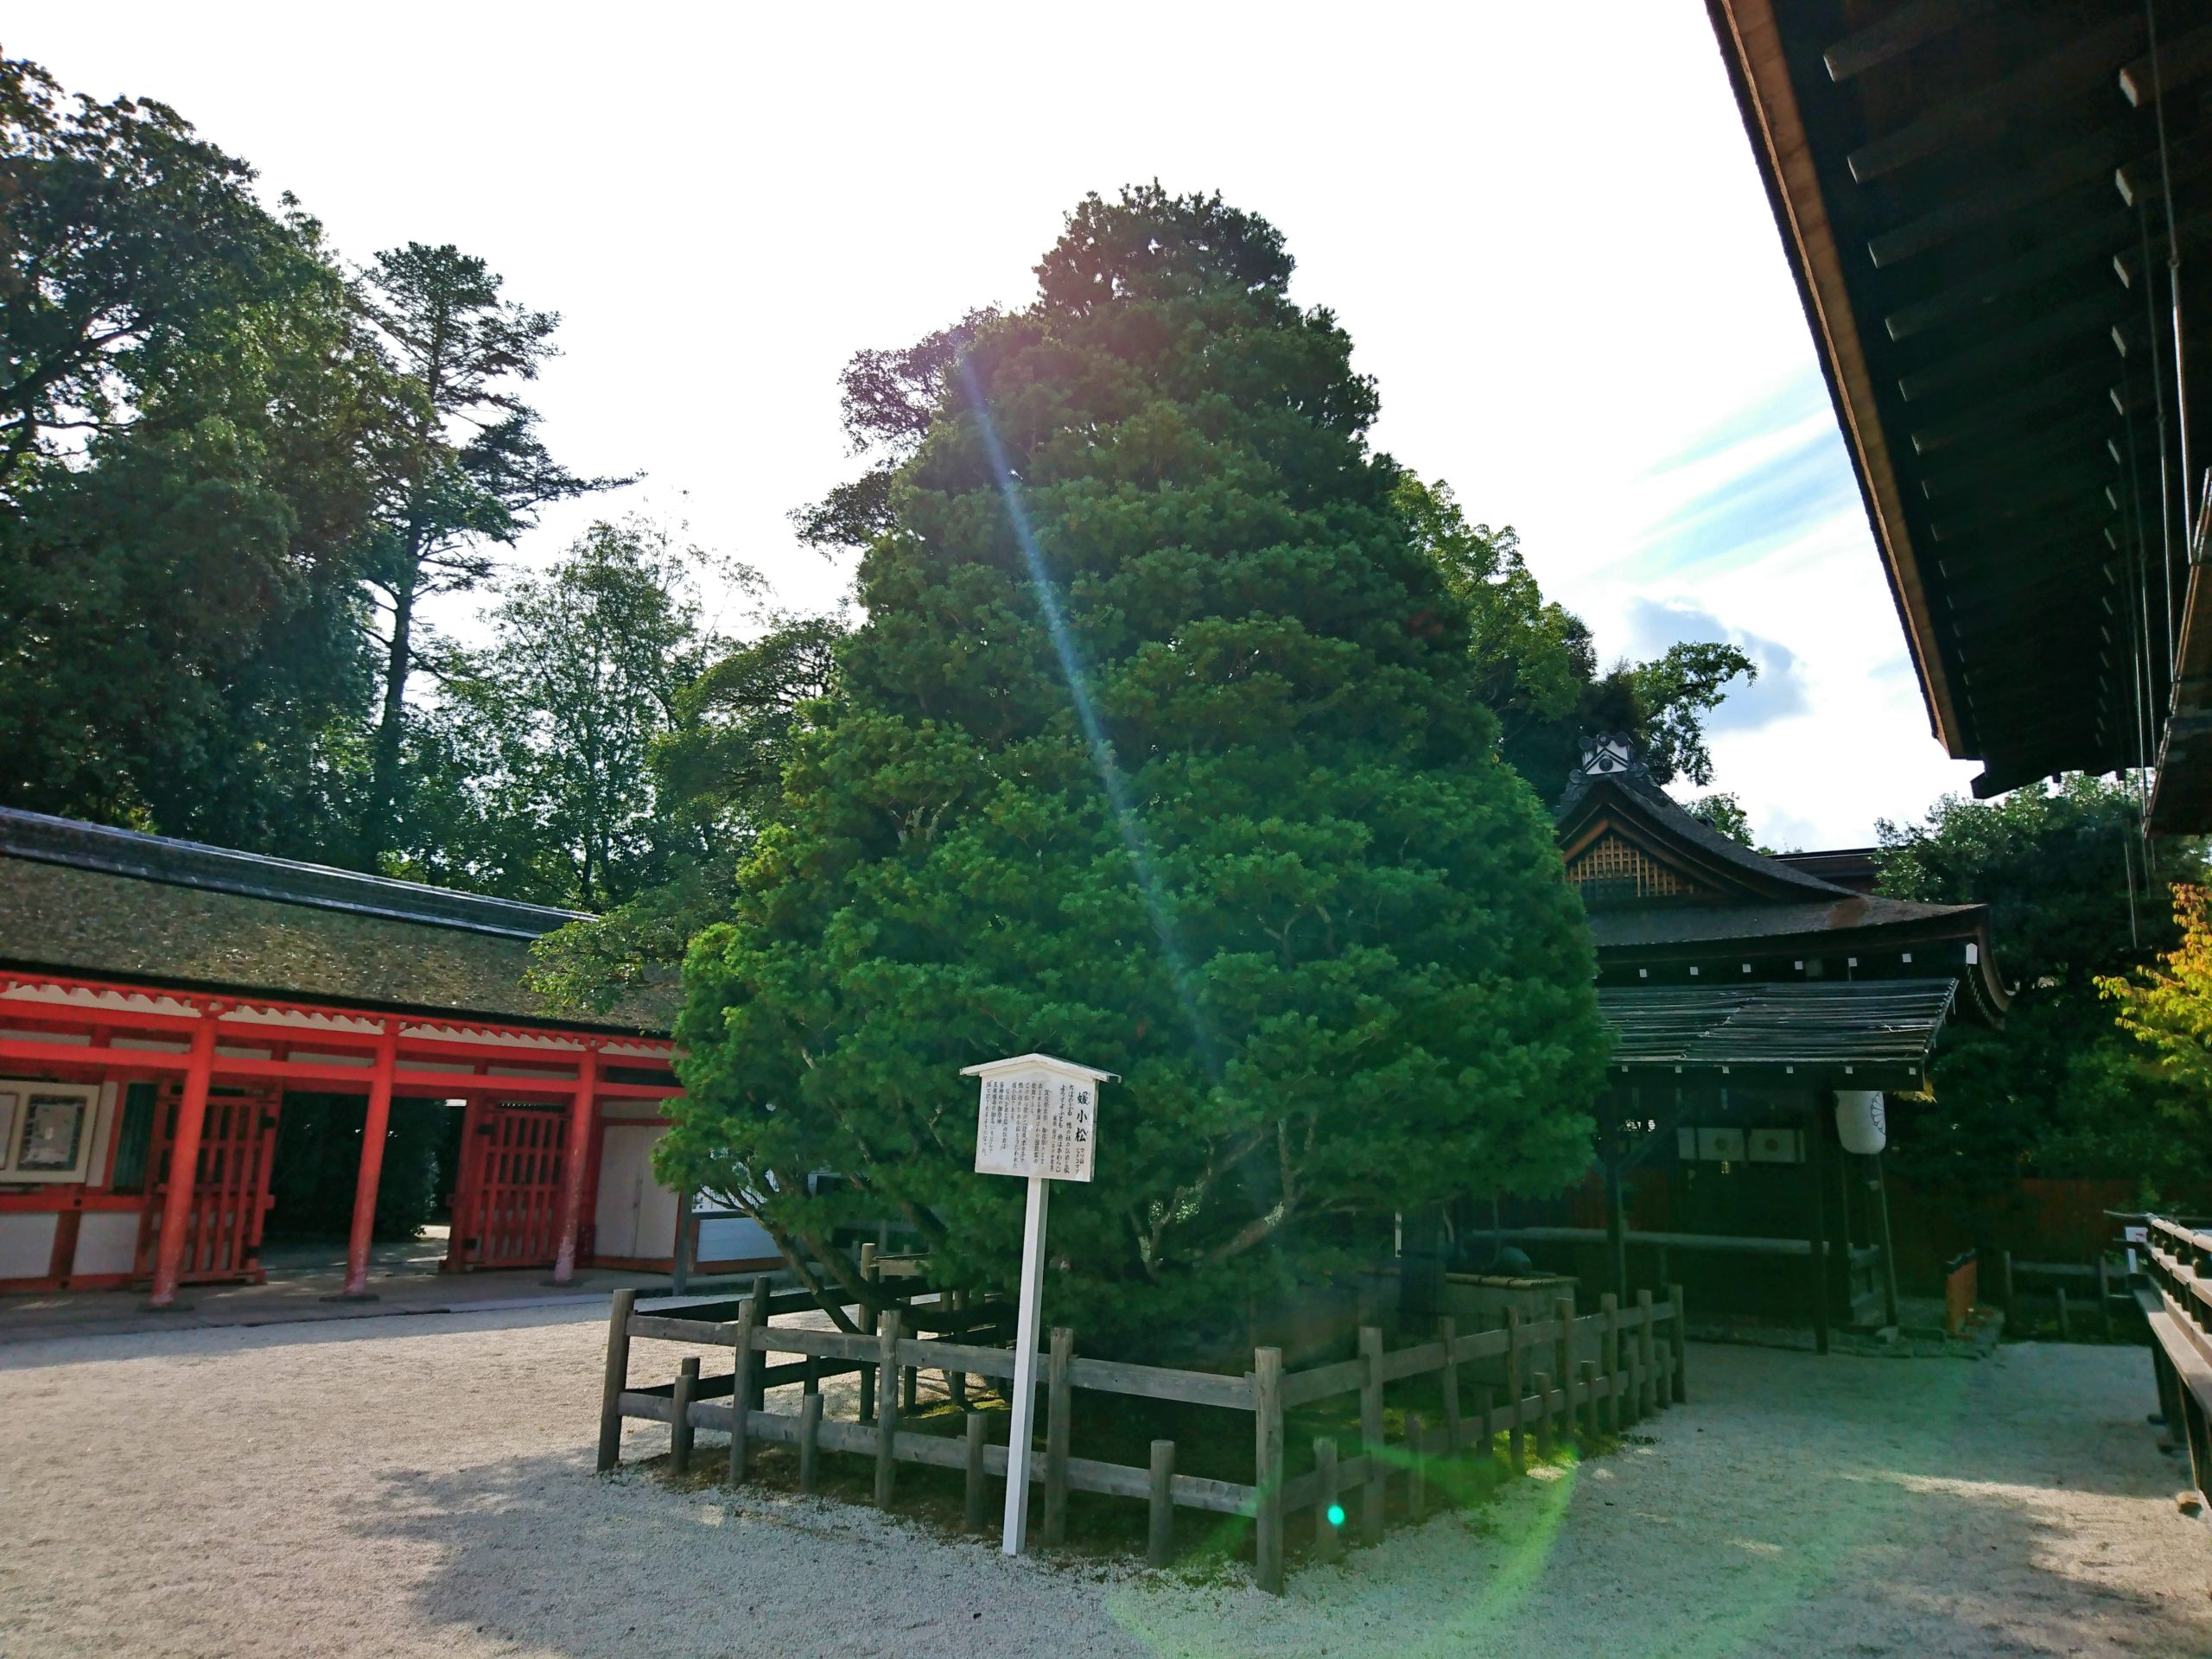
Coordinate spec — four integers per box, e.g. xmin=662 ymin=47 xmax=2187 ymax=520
xmin=1684 ymin=791 xmax=1758 ymax=848
xmin=1878 ymin=776 xmax=2208 ymax=1201
xmin=2102 ymin=887 xmax=2212 ymax=1141
xmin=1397 ymin=475 xmax=1755 ymax=799
xmin=354 ymin=243 xmax=622 ymax=869
xmin=664 ymin=187 xmax=1608 ymax=1348
xmin=1 ymin=55 xmax=391 ymax=854
xmin=528 ymin=609 xmax=846 ymax=1015
xmin=0 ymin=57 xmax=284 ymax=493
xmin=401 ymin=518 xmax=716 ymax=906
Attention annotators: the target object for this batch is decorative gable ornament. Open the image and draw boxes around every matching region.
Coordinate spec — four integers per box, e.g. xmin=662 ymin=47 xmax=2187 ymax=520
xmin=1577 ymin=732 xmax=1637 ymax=780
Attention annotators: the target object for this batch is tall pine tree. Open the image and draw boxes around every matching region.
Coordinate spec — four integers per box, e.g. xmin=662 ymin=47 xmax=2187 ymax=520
xmin=668 ymin=188 xmax=1605 ymax=1344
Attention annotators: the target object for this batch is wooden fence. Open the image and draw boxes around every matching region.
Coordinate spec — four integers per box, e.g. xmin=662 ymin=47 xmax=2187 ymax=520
xmin=598 ymin=1277 xmax=1688 ymax=1592
xmin=1991 ymin=1249 xmax=2126 ymax=1341
xmin=2136 ymin=1215 xmax=2212 ymax=1501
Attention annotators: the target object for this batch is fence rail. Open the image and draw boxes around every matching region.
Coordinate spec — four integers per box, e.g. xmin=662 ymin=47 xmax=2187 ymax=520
xmin=597 ymin=1276 xmax=1687 ymax=1592
xmin=2139 ymin=1215 xmax=2212 ymax=1503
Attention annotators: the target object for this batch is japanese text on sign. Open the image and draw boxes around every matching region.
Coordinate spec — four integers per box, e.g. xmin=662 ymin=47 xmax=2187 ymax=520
xmin=975 ymin=1075 xmax=1095 ymax=1183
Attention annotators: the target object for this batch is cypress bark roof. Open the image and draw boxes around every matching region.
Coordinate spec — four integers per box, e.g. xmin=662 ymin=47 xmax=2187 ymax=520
xmin=0 ymin=810 xmax=672 ymax=1033
xmin=1596 ymin=979 xmax=1958 ymax=1074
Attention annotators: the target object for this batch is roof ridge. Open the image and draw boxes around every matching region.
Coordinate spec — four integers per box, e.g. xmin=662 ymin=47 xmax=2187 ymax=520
xmin=0 ymin=808 xmax=590 ymax=941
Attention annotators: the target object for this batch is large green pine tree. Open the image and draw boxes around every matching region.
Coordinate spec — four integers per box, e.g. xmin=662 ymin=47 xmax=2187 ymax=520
xmin=668 ymin=188 xmax=1605 ymax=1345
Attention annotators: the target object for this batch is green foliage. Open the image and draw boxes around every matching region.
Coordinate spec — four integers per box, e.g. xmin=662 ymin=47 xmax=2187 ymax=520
xmin=524 ymin=592 xmax=847 ymax=1016
xmin=399 ymin=518 xmax=717 ymax=907
xmin=354 ymin=241 xmax=626 ymax=868
xmin=0 ymin=57 xmax=288 ymax=493
xmin=1394 ymin=476 xmax=1754 ymax=798
xmin=1877 ymin=775 xmax=2209 ymax=1195
xmin=0 ymin=55 xmax=386 ymax=853
xmin=666 ymin=187 xmax=1607 ymax=1347
xmin=2101 ymin=886 xmax=2212 ymax=1144
xmin=1685 ymin=791 xmax=1757 ymax=848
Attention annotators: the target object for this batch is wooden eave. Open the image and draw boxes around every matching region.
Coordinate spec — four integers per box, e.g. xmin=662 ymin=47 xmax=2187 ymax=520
xmin=1704 ymin=0 xmax=2212 ymax=823
xmin=1705 ymin=0 xmax=1962 ymax=754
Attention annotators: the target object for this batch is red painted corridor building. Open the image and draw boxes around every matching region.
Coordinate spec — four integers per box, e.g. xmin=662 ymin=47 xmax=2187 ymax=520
xmin=0 ymin=809 xmax=733 ymax=1303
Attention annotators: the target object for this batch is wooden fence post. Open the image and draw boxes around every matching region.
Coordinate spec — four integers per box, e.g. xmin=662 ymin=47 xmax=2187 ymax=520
xmin=1044 ymin=1325 xmax=1073 ymax=1547
xmin=1148 ymin=1440 xmax=1177 ymax=1567
xmin=1531 ymin=1369 xmax=1554 ymax=1459
xmin=858 ymin=1243 xmax=879 ymax=1424
xmin=596 ymin=1287 xmax=637 ymax=1472
xmin=1553 ymin=1295 xmax=1574 ymax=1438
xmin=2098 ymin=1256 xmax=2113 ymax=1341
xmin=1314 ymin=1437 xmax=1343 ymax=1561
xmin=1254 ymin=1347 xmax=1285 ymax=1595
xmin=728 ymin=1294 xmax=759 ymax=1485
xmin=949 ymin=1287 xmax=970 ymax=1408
xmin=798 ymin=1391 xmax=823 ymax=1493
xmin=1505 ymin=1308 xmax=1526 ymax=1474
xmin=1669 ymin=1283 xmax=1688 ymax=1404
xmin=671 ymin=1355 xmax=699 ymax=1475
xmin=2056 ymin=1284 xmax=2072 ymax=1341
xmin=1599 ymin=1292 xmax=1621 ymax=1436
xmin=873 ymin=1309 xmax=900 ymax=1506
xmin=2000 ymin=1249 xmax=2015 ymax=1320
xmin=1436 ymin=1314 xmax=1463 ymax=1451
xmin=1406 ymin=1412 xmax=1427 ymax=1522
xmin=1578 ymin=1360 xmax=1599 ymax=1446
xmin=964 ymin=1412 xmax=990 ymax=1532
xmin=1358 ymin=1325 xmax=1387 ymax=1545
xmin=1636 ymin=1289 xmax=1656 ymax=1414
xmin=745 ymin=1275 xmax=771 ymax=1414
xmin=1478 ymin=1387 xmax=1496 ymax=1461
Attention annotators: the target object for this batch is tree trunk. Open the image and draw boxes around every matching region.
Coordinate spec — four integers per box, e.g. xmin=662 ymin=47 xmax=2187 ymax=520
xmin=365 ymin=563 xmax=418 ymax=869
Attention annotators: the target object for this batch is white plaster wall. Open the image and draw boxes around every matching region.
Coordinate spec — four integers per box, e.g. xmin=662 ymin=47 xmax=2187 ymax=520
xmin=0 ymin=1212 xmax=58 ymax=1279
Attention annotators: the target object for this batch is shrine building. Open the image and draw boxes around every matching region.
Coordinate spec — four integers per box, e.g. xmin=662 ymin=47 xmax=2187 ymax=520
xmin=0 ymin=808 xmax=763 ymax=1302
xmin=1501 ymin=738 xmax=2011 ymax=1345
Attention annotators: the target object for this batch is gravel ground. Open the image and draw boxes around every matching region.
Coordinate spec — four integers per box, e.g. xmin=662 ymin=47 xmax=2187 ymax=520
xmin=1 ymin=1310 xmax=2207 ymax=1659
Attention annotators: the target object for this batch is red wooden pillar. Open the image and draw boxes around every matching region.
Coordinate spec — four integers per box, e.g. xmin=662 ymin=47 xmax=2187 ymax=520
xmin=149 ymin=1009 xmax=220 ymax=1308
xmin=552 ymin=1046 xmax=601 ymax=1283
xmin=442 ymin=1093 xmax=485 ymax=1274
xmin=341 ymin=1025 xmax=401 ymax=1297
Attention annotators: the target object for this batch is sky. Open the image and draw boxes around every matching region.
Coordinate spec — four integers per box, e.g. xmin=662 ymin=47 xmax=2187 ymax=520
xmin=16 ymin=2 xmax=1985 ymax=849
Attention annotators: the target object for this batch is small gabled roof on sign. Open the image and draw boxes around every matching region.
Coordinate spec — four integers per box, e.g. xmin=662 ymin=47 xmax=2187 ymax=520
xmin=960 ymin=1052 xmax=1119 ymax=1084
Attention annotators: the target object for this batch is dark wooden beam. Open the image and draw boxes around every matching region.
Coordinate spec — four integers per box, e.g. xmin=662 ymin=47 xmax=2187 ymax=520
xmin=2115 ymin=208 xmax=2212 ymax=287
xmin=1870 ymin=133 xmax=2133 ymax=268
xmin=1915 ymin=423 xmax=2113 ymax=500
xmin=1897 ymin=296 xmax=2125 ymax=403
xmin=1886 ymin=213 xmax=2133 ymax=340
xmin=2119 ymin=22 xmax=2212 ymax=109
xmin=2117 ymin=132 xmax=2212 ymax=208
xmin=1923 ymin=459 xmax=2112 ymax=512
xmin=1821 ymin=0 xmax=2002 ymax=83
xmin=1847 ymin=16 xmax=2143 ymax=184
xmin=1909 ymin=361 xmax=2122 ymax=454
xmin=1929 ymin=477 xmax=2096 ymax=542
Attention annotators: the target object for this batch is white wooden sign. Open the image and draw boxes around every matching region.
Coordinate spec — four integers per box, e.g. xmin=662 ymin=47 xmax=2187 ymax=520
xmin=959 ymin=1052 xmax=1114 ymax=1557
xmin=973 ymin=1071 xmax=1096 ymax=1183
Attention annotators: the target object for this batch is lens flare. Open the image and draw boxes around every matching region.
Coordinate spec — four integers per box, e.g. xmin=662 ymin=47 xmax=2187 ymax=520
xmin=957 ymin=357 xmax=1219 ymax=1072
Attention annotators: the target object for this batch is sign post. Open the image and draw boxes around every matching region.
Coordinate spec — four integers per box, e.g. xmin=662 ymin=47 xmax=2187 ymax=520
xmin=960 ymin=1052 xmax=1115 ymax=1557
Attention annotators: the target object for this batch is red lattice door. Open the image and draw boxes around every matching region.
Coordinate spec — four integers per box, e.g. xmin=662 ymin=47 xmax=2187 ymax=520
xmin=448 ymin=1101 xmax=568 ymax=1269
xmin=137 ymin=1083 xmax=282 ymax=1285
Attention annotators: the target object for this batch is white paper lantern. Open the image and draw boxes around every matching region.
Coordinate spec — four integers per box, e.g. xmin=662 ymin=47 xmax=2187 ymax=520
xmin=1834 ymin=1090 xmax=1887 ymax=1155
